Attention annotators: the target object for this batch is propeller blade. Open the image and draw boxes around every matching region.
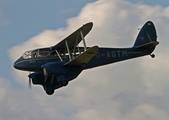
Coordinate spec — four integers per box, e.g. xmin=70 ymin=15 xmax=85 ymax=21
xmin=43 ymin=68 xmax=48 ymax=82
xmin=29 ymin=77 xmax=31 ymax=89
xmin=28 ymin=72 xmax=31 ymax=89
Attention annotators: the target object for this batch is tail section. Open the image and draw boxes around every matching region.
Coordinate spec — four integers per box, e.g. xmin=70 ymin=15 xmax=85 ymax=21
xmin=133 ymin=21 xmax=159 ymax=49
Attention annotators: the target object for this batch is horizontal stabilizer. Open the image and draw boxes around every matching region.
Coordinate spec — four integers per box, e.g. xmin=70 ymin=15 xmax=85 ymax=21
xmin=135 ymin=41 xmax=159 ymax=49
xmin=64 ymin=46 xmax=99 ymax=67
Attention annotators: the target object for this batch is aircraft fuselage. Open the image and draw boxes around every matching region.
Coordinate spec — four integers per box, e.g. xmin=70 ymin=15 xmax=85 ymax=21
xmin=14 ymin=46 xmax=153 ymax=72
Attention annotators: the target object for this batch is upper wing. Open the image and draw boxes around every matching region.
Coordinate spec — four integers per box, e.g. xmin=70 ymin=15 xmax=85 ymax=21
xmin=52 ymin=22 xmax=93 ymax=50
xmin=64 ymin=46 xmax=98 ymax=67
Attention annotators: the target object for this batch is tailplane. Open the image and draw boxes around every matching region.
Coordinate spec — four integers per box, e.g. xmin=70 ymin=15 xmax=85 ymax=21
xmin=133 ymin=21 xmax=159 ymax=49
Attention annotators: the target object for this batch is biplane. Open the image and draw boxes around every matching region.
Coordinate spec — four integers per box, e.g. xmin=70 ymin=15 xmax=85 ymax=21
xmin=13 ymin=21 xmax=159 ymax=95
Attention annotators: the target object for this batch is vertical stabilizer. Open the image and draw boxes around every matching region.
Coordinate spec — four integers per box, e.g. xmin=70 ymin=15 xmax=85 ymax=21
xmin=133 ymin=21 xmax=159 ymax=49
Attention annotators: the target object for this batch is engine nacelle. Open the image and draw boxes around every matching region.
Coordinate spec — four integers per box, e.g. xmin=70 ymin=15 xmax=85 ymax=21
xmin=28 ymin=72 xmax=44 ymax=85
xmin=28 ymin=72 xmax=68 ymax=95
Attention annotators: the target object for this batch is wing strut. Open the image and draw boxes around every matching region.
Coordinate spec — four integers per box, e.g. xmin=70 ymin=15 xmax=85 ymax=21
xmin=73 ymin=33 xmax=80 ymax=55
xmin=80 ymin=30 xmax=87 ymax=51
xmin=65 ymin=40 xmax=72 ymax=61
xmin=55 ymin=50 xmax=63 ymax=61
xmin=77 ymin=45 xmax=81 ymax=55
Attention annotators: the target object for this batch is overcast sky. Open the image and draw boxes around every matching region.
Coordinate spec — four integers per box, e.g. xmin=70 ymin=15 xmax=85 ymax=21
xmin=1 ymin=0 xmax=169 ymax=119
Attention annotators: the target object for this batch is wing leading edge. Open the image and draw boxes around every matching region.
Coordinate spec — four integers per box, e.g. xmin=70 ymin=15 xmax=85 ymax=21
xmin=64 ymin=46 xmax=99 ymax=67
xmin=52 ymin=22 xmax=93 ymax=50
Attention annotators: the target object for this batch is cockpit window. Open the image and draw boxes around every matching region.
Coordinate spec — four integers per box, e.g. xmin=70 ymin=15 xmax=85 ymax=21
xmin=22 ymin=48 xmax=59 ymax=59
xmin=22 ymin=51 xmax=33 ymax=59
xmin=38 ymin=51 xmax=50 ymax=58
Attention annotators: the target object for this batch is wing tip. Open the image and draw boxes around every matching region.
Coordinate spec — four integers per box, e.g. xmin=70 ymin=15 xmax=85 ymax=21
xmin=83 ymin=22 xmax=93 ymax=28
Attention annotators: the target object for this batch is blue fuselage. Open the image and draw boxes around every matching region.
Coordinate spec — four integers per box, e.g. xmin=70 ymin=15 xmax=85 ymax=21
xmin=14 ymin=46 xmax=153 ymax=72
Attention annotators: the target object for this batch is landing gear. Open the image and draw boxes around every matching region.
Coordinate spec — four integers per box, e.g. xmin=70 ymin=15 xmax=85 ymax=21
xmin=150 ymin=54 xmax=155 ymax=58
xmin=46 ymin=90 xmax=54 ymax=95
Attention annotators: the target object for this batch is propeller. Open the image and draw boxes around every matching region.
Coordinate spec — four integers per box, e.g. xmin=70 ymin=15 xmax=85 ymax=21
xmin=29 ymin=77 xmax=31 ymax=89
xmin=43 ymin=67 xmax=48 ymax=82
xmin=28 ymin=72 xmax=32 ymax=89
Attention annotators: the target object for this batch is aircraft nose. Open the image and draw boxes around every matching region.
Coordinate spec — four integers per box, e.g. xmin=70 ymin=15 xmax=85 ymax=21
xmin=13 ymin=58 xmax=25 ymax=70
xmin=13 ymin=62 xmax=16 ymax=68
xmin=13 ymin=61 xmax=19 ymax=69
xmin=13 ymin=61 xmax=20 ymax=69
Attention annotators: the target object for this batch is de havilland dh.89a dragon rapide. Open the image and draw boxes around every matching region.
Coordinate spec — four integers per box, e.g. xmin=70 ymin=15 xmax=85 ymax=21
xmin=13 ymin=21 xmax=159 ymax=95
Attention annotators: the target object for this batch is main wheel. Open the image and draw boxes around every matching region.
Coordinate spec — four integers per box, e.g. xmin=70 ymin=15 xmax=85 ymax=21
xmin=46 ymin=90 xmax=54 ymax=95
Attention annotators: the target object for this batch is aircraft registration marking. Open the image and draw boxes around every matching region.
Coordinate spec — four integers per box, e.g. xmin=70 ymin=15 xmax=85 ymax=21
xmin=96 ymin=50 xmax=143 ymax=58
xmin=96 ymin=50 xmax=128 ymax=58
